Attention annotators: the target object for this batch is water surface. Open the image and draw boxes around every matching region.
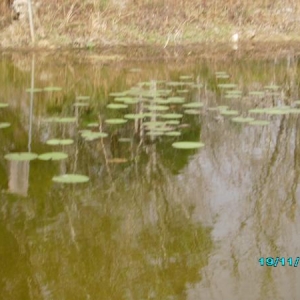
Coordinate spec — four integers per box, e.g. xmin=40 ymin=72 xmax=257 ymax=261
xmin=0 ymin=50 xmax=300 ymax=300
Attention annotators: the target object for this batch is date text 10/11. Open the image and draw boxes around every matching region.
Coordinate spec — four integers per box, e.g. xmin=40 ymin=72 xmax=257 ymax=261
xmin=259 ymin=257 xmax=300 ymax=267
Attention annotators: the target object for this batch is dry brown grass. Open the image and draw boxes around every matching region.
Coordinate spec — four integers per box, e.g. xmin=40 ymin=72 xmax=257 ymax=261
xmin=0 ymin=0 xmax=300 ymax=48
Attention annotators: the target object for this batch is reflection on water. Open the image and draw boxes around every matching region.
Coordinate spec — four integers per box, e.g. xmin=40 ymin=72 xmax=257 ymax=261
xmin=0 ymin=50 xmax=300 ymax=299
xmin=8 ymin=160 xmax=29 ymax=196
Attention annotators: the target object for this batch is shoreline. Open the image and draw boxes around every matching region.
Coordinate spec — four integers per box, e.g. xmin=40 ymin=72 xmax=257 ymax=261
xmin=1 ymin=40 xmax=300 ymax=62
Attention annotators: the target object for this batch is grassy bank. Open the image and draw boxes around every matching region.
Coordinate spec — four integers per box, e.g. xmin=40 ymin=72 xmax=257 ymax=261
xmin=0 ymin=0 xmax=300 ymax=49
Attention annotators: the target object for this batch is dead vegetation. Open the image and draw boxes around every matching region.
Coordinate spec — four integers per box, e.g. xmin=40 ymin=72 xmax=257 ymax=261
xmin=0 ymin=0 xmax=300 ymax=48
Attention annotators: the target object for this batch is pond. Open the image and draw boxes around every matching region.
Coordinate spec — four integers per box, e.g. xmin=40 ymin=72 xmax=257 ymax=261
xmin=0 ymin=48 xmax=300 ymax=300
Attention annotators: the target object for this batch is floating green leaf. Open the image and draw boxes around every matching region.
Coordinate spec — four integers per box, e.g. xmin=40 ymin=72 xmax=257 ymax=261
xmin=177 ymin=89 xmax=189 ymax=94
xmin=248 ymin=108 xmax=267 ymax=114
xmin=0 ymin=122 xmax=10 ymax=128
xmin=165 ymin=131 xmax=181 ymax=136
xmin=107 ymin=103 xmax=128 ymax=109
xmin=114 ymin=97 xmax=132 ymax=102
xmin=146 ymin=105 xmax=169 ymax=111
xmin=38 ymin=152 xmax=68 ymax=161
xmin=179 ymin=75 xmax=193 ymax=80
xmin=81 ymin=131 xmax=108 ymax=141
xmin=224 ymin=94 xmax=241 ymax=99
xmin=220 ymin=110 xmax=239 ymax=116
xmin=46 ymin=139 xmax=74 ymax=145
xmin=105 ymin=119 xmax=128 ymax=124
xmin=184 ymin=109 xmax=200 ymax=115
xmin=52 ymin=174 xmax=89 ymax=183
xmin=124 ymin=114 xmax=145 ymax=120
xmin=265 ymin=109 xmax=289 ymax=115
xmin=160 ymin=113 xmax=183 ymax=119
xmin=183 ymin=102 xmax=203 ymax=108
xmin=44 ymin=87 xmax=62 ymax=92
xmin=26 ymin=88 xmax=43 ymax=93
xmin=165 ymin=120 xmax=180 ymax=125
xmin=249 ymin=120 xmax=270 ymax=126
xmin=146 ymin=131 xmax=164 ymax=136
xmin=172 ymin=141 xmax=205 ymax=149
xmin=87 ymin=123 xmax=99 ymax=127
xmin=5 ymin=152 xmax=38 ymax=161
xmin=231 ymin=117 xmax=255 ymax=123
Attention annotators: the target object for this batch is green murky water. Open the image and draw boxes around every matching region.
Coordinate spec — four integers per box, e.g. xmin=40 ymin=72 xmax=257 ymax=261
xmin=1 ymin=50 xmax=300 ymax=300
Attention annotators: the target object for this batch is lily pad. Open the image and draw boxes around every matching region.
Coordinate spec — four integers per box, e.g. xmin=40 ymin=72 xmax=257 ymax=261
xmin=172 ymin=141 xmax=205 ymax=149
xmin=52 ymin=174 xmax=89 ymax=184
xmin=0 ymin=103 xmax=9 ymax=108
xmin=182 ymin=102 xmax=204 ymax=108
xmin=105 ymin=119 xmax=128 ymax=124
xmin=26 ymin=88 xmax=43 ymax=93
xmin=248 ymin=108 xmax=267 ymax=114
xmin=231 ymin=117 xmax=255 ymax=123
xmin=107 ymin=103 xmax=128 ymax=109
xmin=220 ymin=110 xmax=239 ymax=116
xmin=44 ymin=86 xmax=62 ymax=92
xmin=177 ymin=89 xmax=189 ymax=94
xmin=146 ymin=131 xmax=164 ymax=136
xmin=265 ymin=109 xmax=289 ymax=115
xmin=81 ymin=131 xmax=108 ymax=141
xmin=0 ymin=122 xmax=11 ymax=128
xmin=179 ymin=75 xmax=193 ymax=80
xmin=160 ymin=113 xmax=183 ymax=119
xmin=164 ymin=131 xmax=181 ymax=136
xmin=288 ymin=108 xmax=300 ymax=113
xmin=224 ymin=94 xmax=241 ymax=99
xmin=5 ymin=152 xmax=38 ymax=161
xmin=46 ymin=139 xmax=74 ymax=145
xmin=124 ymin=114 xmax=145 ymax=120
xmin=38 ymin=152 xmax=68 ymax=161
xmin=165 ymin=120 xmax=180 ymax=125
xmin=87 ymin=123 xmax=99 ymax=127
xmin=249 ymin=120 xmax=270 ymax=126
xmin=184 ymin=109 xmax=200 ymax=115
xmin=146 ymin=105 xmax=169 ymax=111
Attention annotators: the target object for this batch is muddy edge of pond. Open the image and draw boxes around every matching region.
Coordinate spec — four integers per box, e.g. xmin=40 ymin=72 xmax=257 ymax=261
xmin=1 ymin=41 xmax=300 ymax=62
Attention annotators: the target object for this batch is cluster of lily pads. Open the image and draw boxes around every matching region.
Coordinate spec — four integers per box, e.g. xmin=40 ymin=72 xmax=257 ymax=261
xmin=214 ymin=72 xmax=300 ymax=124
xmin=2 ymin=88 xmax=89 ymax=184
xmin=74 ymin=75 xmax=206 ymax=151
xmin=3 ymin=72 xmax=299 ymax=185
